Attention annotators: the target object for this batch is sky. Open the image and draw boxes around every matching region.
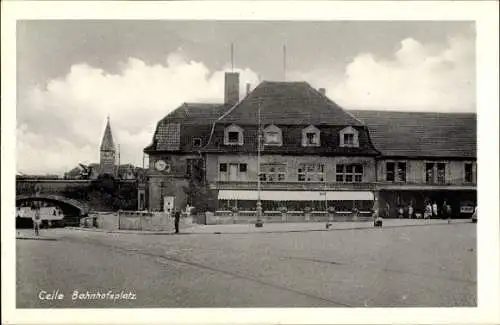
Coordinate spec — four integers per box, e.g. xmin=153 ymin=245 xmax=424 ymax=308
xmin=16 ymin=20 xmax=476 ymax=175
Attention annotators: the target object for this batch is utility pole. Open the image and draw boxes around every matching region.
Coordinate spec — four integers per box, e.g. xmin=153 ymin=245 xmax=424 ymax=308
xmin=283 ymin=45 xmax=287 ymax=82
xmin=116 ymin=144 xmax=121 ymax=178
xmin=231 ymin=43 xmax=235 ymax=72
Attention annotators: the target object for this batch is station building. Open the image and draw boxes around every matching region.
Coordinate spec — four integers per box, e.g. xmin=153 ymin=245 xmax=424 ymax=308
xmin=143 ymin=72 xmax=476 ymax=218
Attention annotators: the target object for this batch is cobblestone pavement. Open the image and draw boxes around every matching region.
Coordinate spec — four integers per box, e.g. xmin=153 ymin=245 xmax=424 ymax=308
xmin=16 ymin=221 xmax=476 ymax=308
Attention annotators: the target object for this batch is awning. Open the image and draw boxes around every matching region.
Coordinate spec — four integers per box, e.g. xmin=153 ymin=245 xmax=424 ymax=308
xmin=218 ymin=190 xmax=374 ymax=201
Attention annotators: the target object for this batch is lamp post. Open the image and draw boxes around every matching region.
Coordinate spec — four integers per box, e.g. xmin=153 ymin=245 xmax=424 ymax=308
xmin=255 ymin=101 xmax=263 ymax=228
xmin=160 ymin=181 xmax=164 ymax=212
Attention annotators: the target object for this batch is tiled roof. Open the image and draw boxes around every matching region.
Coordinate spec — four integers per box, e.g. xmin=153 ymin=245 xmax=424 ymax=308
xmin=159 ymin=103 xmax=229 ymax=125
xmin=144 ymin=103 xmax=229 ymax=153
xmin=219 ymin=81 xmax=363 ymax=126
xmin=349 ymin=110 xmax=476 ymax=158
xmin=202 ymin=124 xmax=379 ymax=155
xmin=100 ymin=119 xmax=115 ymax=151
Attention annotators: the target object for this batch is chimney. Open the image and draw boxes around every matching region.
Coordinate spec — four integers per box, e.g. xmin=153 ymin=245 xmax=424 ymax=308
xmin=246 ymin=83 xmax=251 ymax=96
xmin=224 ymin=72 xmax=240 ymax=105
xmin=318 ymin=88 xmax=326 ymax=96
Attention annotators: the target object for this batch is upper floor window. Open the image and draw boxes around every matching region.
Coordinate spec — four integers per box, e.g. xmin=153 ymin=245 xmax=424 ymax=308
xmin=224 ymin=124 xmax=244 ymax=146
xmin=192 ymin=137 xmax=202 ymax=147
xmin=263 ymin=124 xmax=282 ymax=146
xmin=343 ymin=134 xmax=354 ymax=146
xmin=336 ymin=164 xmax=363 ymax=183
xmin=339 ymin=126 xmax=359 ymax=148
xmin=437 ymin=163 xmax=446 ymax=184
xmin=386 ymin=161 xmax=406 ymax=182
xmin=302 ymin=125 xmax=320 ymax=147
xmin=464 ymin=163 xmax=473 ymax=183
xmin=297 ymin=163 xmax=325 ymax=182
xmin=260 ymin=164 xmax=286 ymax=182
xmin=219 ymin=162 xmax=247 ymax=182
xmin=425 ymin=162 xmax=446 ymax=184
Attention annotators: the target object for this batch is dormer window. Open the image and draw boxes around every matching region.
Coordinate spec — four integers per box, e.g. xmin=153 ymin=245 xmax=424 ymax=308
xmin=224 ymin=124 xmax=244 ymax=146
xmin=228 ymin=132 xmax=239 ymax=143
xmin=306 ymin=132 xmax=318 ymax=145
xmin=263 ymin=124 xmax=282 ymax=146
xmin=302 ymin=125 xmax=320 ymax=147
xmin=343 ymin=133 xmax=354 ymax=146
xmin=192 ymin=137 xmax=202 ymax=147
xmin=339 ymin=126 xmax=359 ymax=148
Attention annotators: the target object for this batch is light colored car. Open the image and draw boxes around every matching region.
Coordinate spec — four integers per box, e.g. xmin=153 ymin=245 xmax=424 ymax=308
xmin=472 ymin=206 xmax=477 ymax=223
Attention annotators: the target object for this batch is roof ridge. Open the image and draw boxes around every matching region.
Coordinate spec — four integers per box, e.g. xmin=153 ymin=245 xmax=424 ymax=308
xmin=348 ymin=109 xmax=477 ymax=115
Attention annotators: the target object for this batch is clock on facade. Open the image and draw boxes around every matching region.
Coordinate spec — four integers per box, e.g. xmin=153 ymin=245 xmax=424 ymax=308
xmin=155 ymin=160 xmax=170 ymax=172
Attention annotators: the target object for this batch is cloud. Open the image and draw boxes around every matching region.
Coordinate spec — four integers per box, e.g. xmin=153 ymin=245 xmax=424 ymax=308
xmin=17 ymin=53 xmax=259 ymax=174
xmin=17 ymin=34 xmax=475 ymax=175
xmin=299 ymin=35 xmax=475 ymax=112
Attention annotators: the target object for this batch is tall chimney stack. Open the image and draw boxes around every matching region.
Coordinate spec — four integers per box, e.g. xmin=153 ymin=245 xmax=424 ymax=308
xmin=318 ymin=88 xmax=326 ymax=96
xmin=224 ymin=72 xmax=240 ymax=105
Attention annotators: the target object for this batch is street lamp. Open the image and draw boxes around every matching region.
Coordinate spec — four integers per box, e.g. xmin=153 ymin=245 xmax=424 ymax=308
xmin=160 ymin=181 xmax=164 ymax=212
xmin=255 ymin=101 xmax=263 ymax=228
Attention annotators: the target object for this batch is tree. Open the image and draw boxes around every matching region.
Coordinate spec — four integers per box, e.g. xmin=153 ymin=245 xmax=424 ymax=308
xmin=184 ymin=179 xmax=217 ymax=213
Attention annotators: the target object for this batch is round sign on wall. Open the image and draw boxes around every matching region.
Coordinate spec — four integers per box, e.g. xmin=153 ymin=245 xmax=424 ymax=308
xmin=155 ymin=160 xmax=171 ymax=173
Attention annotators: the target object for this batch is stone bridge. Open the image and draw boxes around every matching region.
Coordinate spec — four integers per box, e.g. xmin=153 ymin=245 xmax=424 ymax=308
xmin=16 ymin=193 xmax=90 ymax=216
xmin=16 ymin=178 xmax=139 ymax=214
xmin=16 ymin=179 xmax=93 ymax=215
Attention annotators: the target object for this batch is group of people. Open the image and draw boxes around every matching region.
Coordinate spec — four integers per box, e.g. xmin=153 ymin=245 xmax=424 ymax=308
xmin=378 ymin=200 xmax=454 ymax=221
xmin=422 ymin=201 xmax=452 ymax=221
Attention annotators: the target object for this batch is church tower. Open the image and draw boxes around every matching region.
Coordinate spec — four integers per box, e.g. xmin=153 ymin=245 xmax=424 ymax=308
xmin=99 ymin=117 xmax=116 ymax=176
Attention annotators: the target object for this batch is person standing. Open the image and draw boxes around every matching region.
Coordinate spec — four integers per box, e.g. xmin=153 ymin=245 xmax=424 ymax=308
xmin=408 ymin=203 xmax=414 ymax=219
xmin=444 ymin=201 xmax=452 ymax=223
xmin=385 ymin=202 xmax=391 ymax=218
xmin=174 ymin=209 xmax=181 ymax=234
xmin=424 ymin=202 xmax=432 ymax=219
xmin=432 ymin=202 xmax=438 ymax=219
xmin=33 ymin=208 xmax=41 ymax=236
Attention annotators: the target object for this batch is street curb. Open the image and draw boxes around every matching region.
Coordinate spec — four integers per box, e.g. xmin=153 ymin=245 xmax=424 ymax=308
xmin=202 ymin=220 xmax=473 ymax=235
xmin=65 ymin=220 xmax=473 ymax=236
xmin=66 ymin=227 xmax=176 ymax=235
xmin=16 ymin=237 xmax=58 ymax=241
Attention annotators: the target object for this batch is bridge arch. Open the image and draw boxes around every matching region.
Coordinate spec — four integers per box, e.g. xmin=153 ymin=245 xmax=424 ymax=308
xmin=16 ymin=194 xmax=90 ymax=216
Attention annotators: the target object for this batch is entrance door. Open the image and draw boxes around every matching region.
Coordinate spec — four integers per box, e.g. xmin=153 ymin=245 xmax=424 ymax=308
xmin=229 ymin=164 xmax=239 ymax=181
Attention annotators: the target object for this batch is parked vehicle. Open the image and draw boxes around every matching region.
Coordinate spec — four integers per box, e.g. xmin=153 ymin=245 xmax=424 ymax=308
xmin=460 ymin=201 xmax=475 ymax=218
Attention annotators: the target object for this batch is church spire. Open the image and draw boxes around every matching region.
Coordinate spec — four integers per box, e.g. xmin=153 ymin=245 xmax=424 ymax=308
xmin=100 ymin=117 xmax=115 ymax=151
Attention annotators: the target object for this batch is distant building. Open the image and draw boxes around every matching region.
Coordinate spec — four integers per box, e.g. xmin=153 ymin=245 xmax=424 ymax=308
xmin=144 ymin=72 xmax=476 ymax=218
xmin=100 ymin=117 xmax=116 ymax=176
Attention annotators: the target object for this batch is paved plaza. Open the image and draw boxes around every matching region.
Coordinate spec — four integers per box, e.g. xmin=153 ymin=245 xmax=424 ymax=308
xmin=17 ymin=220 xmax=476 ymax=308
